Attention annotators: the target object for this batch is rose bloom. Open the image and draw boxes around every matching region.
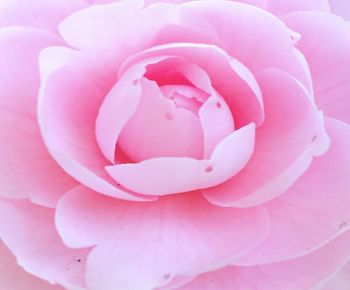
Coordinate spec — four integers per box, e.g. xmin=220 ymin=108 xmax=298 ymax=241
xmin=1 ymin=0 xmax=350 ymax=289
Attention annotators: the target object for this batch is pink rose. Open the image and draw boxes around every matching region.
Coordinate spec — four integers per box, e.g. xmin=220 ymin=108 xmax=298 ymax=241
xmin=1 ymin=0 xmax=350 ymax=289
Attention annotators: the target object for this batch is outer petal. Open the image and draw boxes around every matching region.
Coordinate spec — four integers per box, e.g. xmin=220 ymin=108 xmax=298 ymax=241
xmin=93 ymin=0 xmax=268 ymax=8
xmin=283 ymin=12 xmax=350 ymax=125
xmin=144 ymin=0 xmax=268 ymax=9
xmin=328 ymin=0 xmax=350 ymax=20
xmin=234 ymin=118 xmax=350 ymax=265
xmin=56 ymin=186 xmax=270 ymax=290
xmin=317 ymin=261 xmax=350 ymax=290
xmin=0 ymin=241 xmax=64 ymax=290
xmin=38 ymin=49 xmax=153 ymax=201
xmin=267 ymin=0 xmax=330 ymax=15
xmin=0 ymin=0 xmax=88 ymax=34
xmin=203 ymin=69 xmax=322 ymax=207
xmin=59 ymin=0 xmax=145 ymax=51
xmin=179 ymin=231 xmax=350 ymax=290
xmin=59 ymin=1 xmax=310 ymax=91
xmin=0 ymin=27 xmax=77 ymax=207
xmin=0 ymin=198 xmax=90 ymax=288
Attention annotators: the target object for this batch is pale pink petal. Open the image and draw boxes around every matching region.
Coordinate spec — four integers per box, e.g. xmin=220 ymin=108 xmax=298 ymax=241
xmin=0 ymin=0 xmax=88 ymax=34
xmin=95 ymin=0 xmax=268 ymax=9
xmin=63 ymin=285 xmax=88 ymax=290
xmin=156 ymin=275 xmax=196 ymax=290
xmin=95 ymin=56 xmax=154 ymax=163
xmin=39 ymin=46 xmax=82 ymax=83
xmin=38 ymin=50 xmax=152 ymax=201
xmin=118 ymin=78 xmax=204 ymax=162
xmin=0 ymin=27 xmax=78 ymax=207
xmin=219 ymin=114 xmax=329 ymax=208
xmin=59 ymin=0 xmax=145 ymax=51
xmin=234 ymin=118 xmax=350 ymax=265
xmin=173 ymin=62 xmax=213 ymax=94
xmin=120 ymin=42 xmax=264 ymax=127
xmin=203 ymin=69 xmax=322 ymax=207
xmin=59 ymin=1 xmax=309 ymax=91
xmin=106 ymin=123 xmax=255 ymax=195
xmin=0 ymin=240 xmax=64 ymax=290
xmin=179 ymin=231 xmax=350 ymax=290
xmin=233 ymin=0 xmax=267 ymax=8
xmin=267 ymin=0 xmax=330 ymax=15
xmin=293 ymin=47 xmax=314 ymax=97
xmin=55 ymin=186 xmax=269 ymax=290
xmin=317 ymin=261 xmax=350 ymax=290
xmin=199 ymin=93 xmax=235 ymax=158
xmin=0 ymin=198 xmax=89 ymax=288
xmin=328 ymin=0 xmax=350 ymax=20
xmin=144 ymin=0 xmax=268 ymax=9
xmin=96 ymin=55 xmax=204 ymax=163
xmin=177 ymin=1 xmax=311 ymax=90
xmin=160 ymin=85 xmax=207 ymax=113
xmin=283 ymin=12 xmax=350 ymax=125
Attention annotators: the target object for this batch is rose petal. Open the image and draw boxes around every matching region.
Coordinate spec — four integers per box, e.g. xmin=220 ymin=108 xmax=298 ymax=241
xmin=267 ymin=0 xmax=330 ymax=15
xmin=55 ymin=186 xmax=269 ymax=290
xmin=156 ymin=275 xmax=196 ymax=290
xmin=144 ymin=0 xmax=268 ymax=9
xmin=203 ymin=69 xmax=322 ymax=207
xmin=283 ymin=12 xmax=350 ymax=125
xmin=63 ymin=285 xmax=88 ymax=290
xmin=59 ymin=0 xmax=145 ymax=50
xmin=96 ymin=55 xmax=204 ymax=163
xmin=316 ymin=261 xmax=350 ymax=290
xmin=119 ymin=42 xmax=264 ymax=128
xmin=0 ymin=240 xmax=64 ymax=290
xmin=233 ymin=0 xmax=267 ymax=9
xmin=106 ymin=123 xmax=255 ymax=196
xmin=118 ymin=78 xmax=204 ymax=162
xmin=38 ymin=50 xmax=152 ymax=201
xmin=0 ymin=198 xmax=89 ymax=288
xmin=0 ymin=0 xmax=88 ymax=34
xmin=177 ymin=0 xmax=311 ymax=90
xmin=198 ymin=93 xmax=235 ymax=158
xmin=179 ymin=231 xmax=350 ymax=290
xmin=0 ymin=27 xmax=78 ymax=207
xmin=173 ymin=62 xmax=213 ymax=94
xmin=39 ymin=46 xmax=82 ymax=83
xmin=94 ymin=57 xmax=149 ymax=163
xmin=328 ymin=0 xmax=350 ymax=20
xmin=59 ymin=1 xmax=309 ymax=90
xmin=234 ymin=118 xmax=350 ymax=265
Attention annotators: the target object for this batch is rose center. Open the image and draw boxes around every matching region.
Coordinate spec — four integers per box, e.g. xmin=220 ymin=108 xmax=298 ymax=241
xmin=160 ymin=85 xmax=208 ymax=115
xmin=117 ymin=81 xmax=207 ymax=163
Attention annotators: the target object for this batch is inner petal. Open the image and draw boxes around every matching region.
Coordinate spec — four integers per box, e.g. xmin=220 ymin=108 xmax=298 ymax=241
xmin=199 ymin=93 xmax=235 ymax=158
xmin=119 ymin=42 xmax=264 ymax=128
xmin=118 ymin=78 xmax=204 ymax=162
xmin=160 ymin=85 xmax=208 ymax=114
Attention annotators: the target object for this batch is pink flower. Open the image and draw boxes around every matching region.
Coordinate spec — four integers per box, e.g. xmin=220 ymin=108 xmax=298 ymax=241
xmin=1 ymin=0 xmax=350 ymax=289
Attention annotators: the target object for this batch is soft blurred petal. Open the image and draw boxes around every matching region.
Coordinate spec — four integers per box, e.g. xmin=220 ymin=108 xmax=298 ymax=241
xmin=56 ymin=186 xmax=269 ymax=290
xmin=0 ymin=240 xmax=64 ymax=290
xmin=0 ymin=198 xmax=89 ymax=288
xmin=0 ymin=0 xmax=88 ymax=34
xmin=283 ymin=12 xmax=350 ymax=125
xmin=0 ymin=27 xmax=77 ymax=207
xmin=179 ymin=231 xmax=350 ymax=290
